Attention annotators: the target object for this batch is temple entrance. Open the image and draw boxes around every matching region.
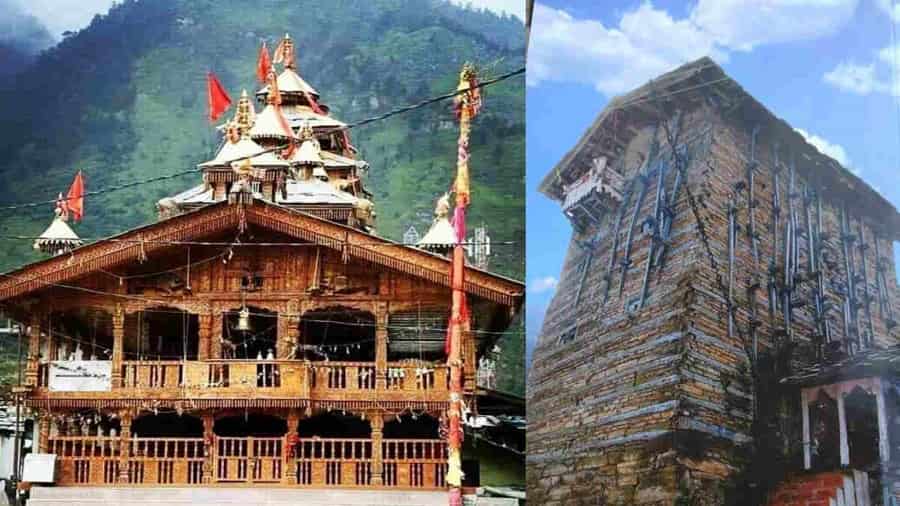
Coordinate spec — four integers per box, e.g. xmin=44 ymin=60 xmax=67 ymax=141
xmin=846 ymin=386 xmax=879 ymax=471
xmin=214 ymin=414 xmax=286 ymax=483
xmin=222 ymin=306 xmax=277 ymax=359
xmin=124 ymin=307 xmax=199 ymax=360
xmin=299 ymin=307 xmax=375 ymax=361
xmin=809 ymin=390 xmax=840 ymax=470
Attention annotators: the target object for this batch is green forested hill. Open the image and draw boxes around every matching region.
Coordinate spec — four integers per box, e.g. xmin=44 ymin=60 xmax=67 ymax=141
xmin=0 ymin=0 xmax=525 ymax=394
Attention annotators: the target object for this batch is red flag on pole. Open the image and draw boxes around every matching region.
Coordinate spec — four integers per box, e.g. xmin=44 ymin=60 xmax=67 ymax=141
xmin=207 ymin=72 xmax=232 ymax=122
xmin=66 ymin=170 xmax=85 ymax=222
xmin=256 ymin=42 xmax=271 ymax=84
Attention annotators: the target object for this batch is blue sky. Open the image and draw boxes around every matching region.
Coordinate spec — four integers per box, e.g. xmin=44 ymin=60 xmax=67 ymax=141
xmin=526 ymin=0 xmax=900 ymax=364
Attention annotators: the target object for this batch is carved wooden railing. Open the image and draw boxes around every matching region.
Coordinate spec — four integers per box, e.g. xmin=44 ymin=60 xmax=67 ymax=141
xmin=382 ymin=439 xmax=448 ymax=489
xmin=292 ymin=438 xmax=373 ymax=487
xmin=216 ymin=436 xmax=283 ymax=483
xmin=48 ymin=435 xmax=446 ymax=489
xmin=385 ymin=364 xmax=449 ymax=393
xmin=310 ymin=362 xmax=376 ymax=391
xmin=40 ymin=360 xmax=451 ymax=401
xmin=129 ymin=438 xmax=205 ymax=485
xmin=49 ymin=436 xmax=205 ymax=486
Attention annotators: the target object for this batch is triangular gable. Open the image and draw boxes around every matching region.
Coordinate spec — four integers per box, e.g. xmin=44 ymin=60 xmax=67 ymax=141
xmin=0 ymin=200 xmax=523 ymax=306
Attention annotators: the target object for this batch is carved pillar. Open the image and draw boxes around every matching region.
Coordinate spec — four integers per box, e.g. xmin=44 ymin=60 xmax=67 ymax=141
xmin=37 ymin=412 xmax=50 ymax=453
xmin=370 ymin=412 xmax=384 ymax=486
xmin=374 ymin=303 xmax=388 ymax=391
xmin=197 ymin=313 xmax=212 ymax=361
xmin=283 ymin=410 xmax=299 ymax=484
xmin=117 ymin=410 xmax=132 ymax=483
xmin=210 ymin=308 xmax=223 ymax=359
xmin=25 ymin=314 xmax=41 ymax=387
xmin=202 ymin=413 xmax=214 ymax=484
xmin=111 ymin=305 xmax=125 ymax=388
xmin=279 ymin=300 xmax=300 ymax=359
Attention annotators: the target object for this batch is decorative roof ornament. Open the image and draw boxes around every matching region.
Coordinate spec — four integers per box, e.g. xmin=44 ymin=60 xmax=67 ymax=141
xmin=228 ymin=158 xmax=255 ymax=205
xmin=34 ymin=200 xmax=82 ymax=256
xmin=224 ymin=120 xmax=240 ymax=144
xmin=234 ymin=90 xmax=255 ymax=139
xmin=293 ymin=121 xmax=324 ymax=169
xmin=417 ymin=193 xmax=456 ymax=254
xmin=273 ymin=33 xmax=296 ymax=71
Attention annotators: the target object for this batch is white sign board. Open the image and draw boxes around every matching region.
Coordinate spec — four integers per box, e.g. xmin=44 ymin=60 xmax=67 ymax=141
xmin=48 ymin=361 xmax=112 ymax=392
xmin=22 ymin=453 xmax=56 ymax=483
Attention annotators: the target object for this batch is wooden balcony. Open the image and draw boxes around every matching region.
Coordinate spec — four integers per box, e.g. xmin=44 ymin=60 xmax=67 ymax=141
xmin=35 ymin=360 xmax=451 ymax=404
xmin=49 ymin=435 xmax=447 ymax=489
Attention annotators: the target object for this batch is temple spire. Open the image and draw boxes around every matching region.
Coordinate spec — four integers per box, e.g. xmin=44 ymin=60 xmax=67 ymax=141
xmin=273 ymin=33 xmax=296 ymax=71
xmin=34 ymin=200 xmax=82 ymax=256
xmin=235 ymin=90 xmax=255 ymax=139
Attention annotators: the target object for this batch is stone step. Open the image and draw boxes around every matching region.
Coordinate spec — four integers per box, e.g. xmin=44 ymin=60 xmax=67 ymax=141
xmin=27 ymin=487 xmax=449 ymax=506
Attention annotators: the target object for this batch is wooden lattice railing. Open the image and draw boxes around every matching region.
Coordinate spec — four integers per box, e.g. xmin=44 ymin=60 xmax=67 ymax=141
xmin=55 ymin=360 xmax=453 ymax=399
xmin=49 ymin=435 xmax=447 ymax=489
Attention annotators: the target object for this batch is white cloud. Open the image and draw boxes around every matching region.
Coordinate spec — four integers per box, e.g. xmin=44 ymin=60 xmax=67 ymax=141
xmin=795 ymin=127 xmax=854 ymax=169
xmin=823 ymin=43 xmax=900 ymax=97
xmin=529 ymin=1 xmax=857 ymax=95
xmin=528 ymin=3 xmax=722 ymax=94
xmin=449 ymin=0 xmax=524 ymax=20
xmin=528 ymin=276 xmax=558 ymax=294
xmin=874 ymin=0 xmax=900 ymax=21
xmin=824 ymin=62 xmax=887 ymax=94
xmin=691 ymin=0 xmax=858 ymax=52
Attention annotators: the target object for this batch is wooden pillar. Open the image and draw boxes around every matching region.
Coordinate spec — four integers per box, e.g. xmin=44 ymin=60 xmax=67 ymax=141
xmin=111 ymin=305 xmax=124 ymax=388
xmin=277 ymin=305 xmax=300 ymax=360
xmin=25 ymin=314 xmax=41 ymax=387
xmin=37 ymin=412 xmax=50 ymax=453
xmin=837 ymin=388 xmax=849 ymax=466
xmin=801 ymin=388 xmax=811 ymax=470
xmin=283 ymin=410 xmax=299 ymax=484
xmin=210 ymin=309 xmax=223 ymax=359
xmin=370 ymin=412 xmax=384 ymax=486
xmin=375 ymin=303 xmax=388 ymax=391
xmin=202 ymin=413 xmax=214 ymax=484
xmin=874 ymin=377 xmax=891 ymax=463
xmin=117 ymin=410 xmax=132 ymax=483
xmin=197 ymin=313 xmax=212 ymax=360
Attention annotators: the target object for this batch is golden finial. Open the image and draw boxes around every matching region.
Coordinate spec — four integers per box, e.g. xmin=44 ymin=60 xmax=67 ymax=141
xmin=225 ymin=120 xmax=240 ymax=144
xmin=435 ymin=193 xmax=451 ymax=219
xmin=235 ymin=90 xmax=254 ymax=138
xmin=232 ymin=158 xmax=253 ymax=178
xmin=298 ymin=121 xmax=315 ymax=141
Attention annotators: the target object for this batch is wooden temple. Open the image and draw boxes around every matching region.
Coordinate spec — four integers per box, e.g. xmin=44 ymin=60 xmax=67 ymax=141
xmin=1 ymin=34 xmax=523 ymax=491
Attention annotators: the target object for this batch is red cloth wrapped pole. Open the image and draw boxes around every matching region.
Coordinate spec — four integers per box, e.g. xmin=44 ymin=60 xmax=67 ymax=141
xmin=446 ymin=63 xmax=480 ymax=506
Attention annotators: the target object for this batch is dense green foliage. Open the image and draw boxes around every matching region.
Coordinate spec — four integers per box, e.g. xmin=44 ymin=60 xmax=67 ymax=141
xmin=0 ymin=0 xmax=525 ymax=395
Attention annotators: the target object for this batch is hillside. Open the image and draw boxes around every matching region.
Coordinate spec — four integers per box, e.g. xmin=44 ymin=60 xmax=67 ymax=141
xmin=0 ymin=0 xmax=525 ymax=395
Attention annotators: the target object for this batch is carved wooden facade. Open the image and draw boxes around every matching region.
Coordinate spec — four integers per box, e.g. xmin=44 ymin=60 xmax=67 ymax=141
xmin=2 ymin=198 xmax=523 ymax=489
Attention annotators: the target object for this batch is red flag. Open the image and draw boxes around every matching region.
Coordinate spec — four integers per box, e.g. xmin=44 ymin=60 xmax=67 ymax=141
xmin=207 ymin=72 xmax=232 ymax=122
xmin=256 ymin=42 xmax=271 ymax=84
xmin=66 ymin=171 xmax=85 ymax=222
